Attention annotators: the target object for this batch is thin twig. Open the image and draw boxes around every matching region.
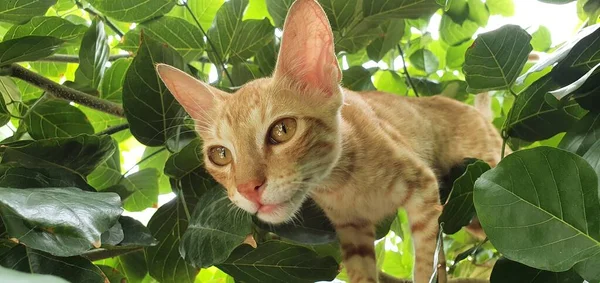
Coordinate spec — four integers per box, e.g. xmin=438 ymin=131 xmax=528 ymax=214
xmin=180 ymin=1 xmax=234 ymax=86
xmin=397 ymin=44 xmax=419 ymax=97
xmin=39 ymin=54 xmax=131 ymax=63
xmin=75 ymin=0 xmax=124 ymax=37
xmin=81 ymin=247 xmax=143 ymax=262
xmin=120 ymin=147 xmax=168 ymax=179
xmin=96 ymin=123 xmax=130 ymax=136
xmin=0 ymin=64 xmax=125 ymax=117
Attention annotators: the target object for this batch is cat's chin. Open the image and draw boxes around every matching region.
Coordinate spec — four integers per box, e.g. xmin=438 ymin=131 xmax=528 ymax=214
xmin=255 ymin=197 xmax=304 ymax=224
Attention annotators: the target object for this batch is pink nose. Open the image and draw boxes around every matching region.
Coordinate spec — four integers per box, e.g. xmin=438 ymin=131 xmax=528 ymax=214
xmin=237 ymin=179 xmax=265 ymax=204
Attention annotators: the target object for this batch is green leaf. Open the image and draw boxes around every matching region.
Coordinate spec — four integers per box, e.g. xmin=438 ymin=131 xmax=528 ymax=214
xmin=87 ymin=0 xmax=176 ymax=23
xmin=439 ymin=159 xmax=490 ymax=234
xmin=265 ymin=0 xmax=293 ymax=27
xmin=0 ymin=35 xmax=64 ymax=66
xmin=464 ymin=25 xmax=532 ymax=92
xmin=0 ymin=245 xmax=107 ymax=282
xmin=119 ymin=168 xmax=160 ymax=212
xmin=75 ymin=19 xmax=109 ymax=89
xmin=146 ymin=198 xmax=199 ymax=283
xmin=255 ymin=37 xmax=277 ymax=76
xmin=100 ymin=58 xmax=130 ymax=104
xmin=412 ymin=77 xmax=442 ymax=96
xmin=531 ymin=25 xmax=552 ymax=52
xmin=0 ymin=265 xmax=69 ymax=283
xmin=207 ymin=0 xmax=274 ymax=64
xmin=486 ymin=0 xmax=515 ymax=16
xmin=119 ymin=16 xmax=205 ymax=62
xmin=2 ymin=16 xmax=87 ymax=41
xmin=409 ymin=49 xmax=439 ymax=74
xmin=490 ymin=258 xmax=584 ymax=283
xmin=342 ymin=66 xmax=376 ymax=91
xmin=474 ymin=147 xmax=600 ymax=282
xmin=446 ymin=39 xmax=472 ymax=69
xmin=559 ymin=112 xmax=600 ymax=156
xmin=0 ymin=0 xmax=57 ymax=24
xmin=180 ymin=186 xmax=252 ymax=268
xmin=362 ymin=0 xmax=440 ymax=21
xmin=366 ymin=20 xmax=405 ymax=62
xmin=105 ymin=250 xmax=148 ymax=283
xmin=0 ymin=163 xmax=94 ymax=191
xmin=0 ymin=77 xmax=21 ymax=119
xmin=1 ymin=134 xmax=116 ymax=176
xmin=373 ymin=70 xmax=408 ymax=95
xmin=255 ymin=199 xmax=337 ymax=244
xmin=167 ymin=0 xmax=224 ymax=30
xmin=98 ymin=265 xmax=126 ymax=283
xmin=439 ymin=14 xmax=479 ymax=46
xmin=117 ymin=216 xmax=157 ymax=247
xmin=24 ymin=98 xmax=94 ymax=139
xmin=140 ymin=147 xmax=171 ymax=194
xmin=217 ymin=241 xmax=339 ymax=283
xmin=0 ymin=187 xmax=122 ymax=256
xmin=229 ymin=62 xmax=262 ymax=87
xmin=101 ymin=221 xmax=125 ymax=246
xmin=467 ymin=0 xmax=489 ymax=26
xmin=334 ymin=20 xmax=383 ymax=54
xmin=505 ymin=74 xmax=586 ymax=141
xmin=122 ymin=33 xmax=186 ymax=146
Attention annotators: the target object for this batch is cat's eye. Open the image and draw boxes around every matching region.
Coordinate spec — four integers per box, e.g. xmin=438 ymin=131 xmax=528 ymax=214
xmin=208 ymin=146 xmax=232 ymax=166
xmin=269 ymin=118 xmax=297 ymax=144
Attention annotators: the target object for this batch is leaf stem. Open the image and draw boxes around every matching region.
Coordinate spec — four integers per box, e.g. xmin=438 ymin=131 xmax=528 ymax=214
xmin=75 ymin=0 xmax=124 ymax=37
xmin=397 ymin=44 xmax=419 ymax=97
xmin=82 ymin=247 xmax=143 ymax=262
xmin=96 ymin=123 xmax=130 ymax=136
xmin=39 ymin=54 xmax=131 ymax=63
xmin=178 ymin=185 xmax=192 ymax=221
xmin=181 ymin=1 xmax=235 ymax=86
xmin=121 ymin=147 xmax=168 ymax=179
xmin=0 ymin=64 xmax=125 ymax=117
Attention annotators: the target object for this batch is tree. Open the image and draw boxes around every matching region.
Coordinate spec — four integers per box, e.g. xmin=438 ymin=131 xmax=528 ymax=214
xmin=0 ymin=0 xmax=599 ymax=282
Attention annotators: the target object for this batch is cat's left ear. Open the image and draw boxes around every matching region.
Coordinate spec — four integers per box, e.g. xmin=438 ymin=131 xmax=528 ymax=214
xmin=156 ymin=64 xmax=224 ymax=126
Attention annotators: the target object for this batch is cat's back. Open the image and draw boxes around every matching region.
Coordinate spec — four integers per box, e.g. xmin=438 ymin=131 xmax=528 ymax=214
xmin=343 ymin=89 xmax=502 ymax=173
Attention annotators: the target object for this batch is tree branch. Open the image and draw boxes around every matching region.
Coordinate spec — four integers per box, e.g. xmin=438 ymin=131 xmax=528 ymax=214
xmin=96 ymin=123 xmax=129 ymax=135
xmin=397 ymin=44 xmax=419 ymax=97
xmin=0 ymin=64 xmax=125 ymax=117
xmin=39 ymin=54 xmax=131 ymax=63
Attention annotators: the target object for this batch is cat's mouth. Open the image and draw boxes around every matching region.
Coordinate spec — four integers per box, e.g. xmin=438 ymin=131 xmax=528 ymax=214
xmin=255 ymin=187 xmax=308 ymax=223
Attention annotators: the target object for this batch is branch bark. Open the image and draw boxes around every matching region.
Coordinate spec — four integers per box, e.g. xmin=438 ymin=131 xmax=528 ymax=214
xmin=0 ymin=64 xmax=125 ymax=117
xmin=96 ymin=123 xmax=129 ymax=135
xmin=39 ymin=54 xmax=131 ymax=63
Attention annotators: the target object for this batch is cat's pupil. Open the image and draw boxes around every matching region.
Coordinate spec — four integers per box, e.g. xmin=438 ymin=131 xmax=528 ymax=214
xmin=218 ymin=147 xmax=226 ymax=159
xmin=281 ymin=123 xmax=287 ymax=134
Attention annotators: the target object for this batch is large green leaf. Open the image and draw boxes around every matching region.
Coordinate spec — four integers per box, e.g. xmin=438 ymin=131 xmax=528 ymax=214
xmin=486 ymin=0 xmax=514 ymax=16
xmin=463 ymin=25 xmax=532 ymax=92
xmin=366 ymin=20 xmax=405 ymax=62
xmin=100 ymin=58 xmax=130 ymax=104
xmin=1 ymin=134 xmax=116 ymax=176
xmin=180 ymin=186 xmax=252 ymax=268
xmin=87 ymin=138 xmax=120 ymax=190
xmin=474 ymin=147 xmax=600 ymax=282
xmin=0 ymin=265 xmax=69 ymax=283
xmin=164 ymin=138 xmax=219 ymax=196
xmin=439 ymin=159 xmax=490 ymax=234
xmin=362 ymin=0 xmax=440 ymax=20
xmin=490 ymin=258 xmax=584 ymax=283
xmin=87 ymin=0 xmax=176 ymax=22
xmin=0 ymin=187 xmax=122 ymax=257
xmin=0 ymin=0 xmax=57 ymax=24
xmin=217 ymin=241 xmax=339 ymax=283
xmin=146 ymin=198 xmax=199 ymax=283
xmin=531 ymin=25 xmax=552 ymax=52
xmin=122 ymin=33 xmax=186 ymax=146
xmin=24 ymin=98 xmax=94 ymax=139
xmin=0 ymin=163 xmax=94 ymax=191
xmin=265 ymin=0 xmax=293 ymax=27
xmin=75 ymin=19 xmax=109 ymax=89
xmin=439 ymin=14 xmax=479 ymax=46
xmin=120 ymin=16 xmax=205 ymax=62
xmin=504 ymin=74 xmax=586 ymax=141
xmin=2 ymin=16 xmax=87 ymax=41
xmin=334 ymin=20 xmax=383 ymax=54
xmin=0 ymin=36 xmax=64 ymax=66
xmin=207 ymin=0 xmax=274 ymax=64
xmin=373 ymin=70 xmax=408 ymax=95
xmin=559 ymin=112 xmax=600 ymax=156
xmin=0 ymin=246 xmax=107 ymax=282
xmin=410 ymin=48 xmax=439 ymax=74
xmin=255 ymin=198 xmax=336 ymax=244
xmin=140 ymin=147 xmax=171 ymax=194
xmin=0 ymin=77 xmax=21 ymax=119
xmin=119 ymin=168 xmax=160 ymax=212
xmin=116 ymin=216 xmax=157 ymax=247
xmin=166 ymin=0 xmax=224 ymax=30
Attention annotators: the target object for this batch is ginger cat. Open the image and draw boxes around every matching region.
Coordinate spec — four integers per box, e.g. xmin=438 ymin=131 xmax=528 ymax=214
xmin=156 ymin=0 xmax=503 ymax=282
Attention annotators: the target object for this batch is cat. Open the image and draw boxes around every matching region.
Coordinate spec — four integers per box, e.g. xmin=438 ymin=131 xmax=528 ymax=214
xmin=155 ymin=0 xmax=503 ymax=282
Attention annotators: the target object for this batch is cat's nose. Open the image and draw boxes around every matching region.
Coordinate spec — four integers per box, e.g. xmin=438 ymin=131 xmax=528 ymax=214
xmin=237 ymin=179 xmax=265 ymax=204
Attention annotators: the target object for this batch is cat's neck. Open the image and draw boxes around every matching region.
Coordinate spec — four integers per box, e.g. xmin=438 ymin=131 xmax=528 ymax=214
xmin=315 ymin=116 xmax=358 ymax=191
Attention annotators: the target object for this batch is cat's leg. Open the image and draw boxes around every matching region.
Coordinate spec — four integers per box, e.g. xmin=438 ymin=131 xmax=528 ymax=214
xmin=335 ymin=221 xmax=378 ymax=283
xmin=401 ymin=169 xmax=444 ymax=283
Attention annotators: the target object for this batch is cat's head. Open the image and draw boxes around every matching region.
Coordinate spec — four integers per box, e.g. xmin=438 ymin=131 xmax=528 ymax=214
xmin=156 ymin=0 xmax=343 ymax=224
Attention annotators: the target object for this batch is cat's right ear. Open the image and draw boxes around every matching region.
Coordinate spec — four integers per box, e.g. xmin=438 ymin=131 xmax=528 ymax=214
xmin=156 ymin=64 xmax=223 ymax=125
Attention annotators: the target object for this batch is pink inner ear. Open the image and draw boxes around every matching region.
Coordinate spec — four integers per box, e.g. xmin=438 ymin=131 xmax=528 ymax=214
xmin=275 ymin=0 xmax=341 ymax=95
